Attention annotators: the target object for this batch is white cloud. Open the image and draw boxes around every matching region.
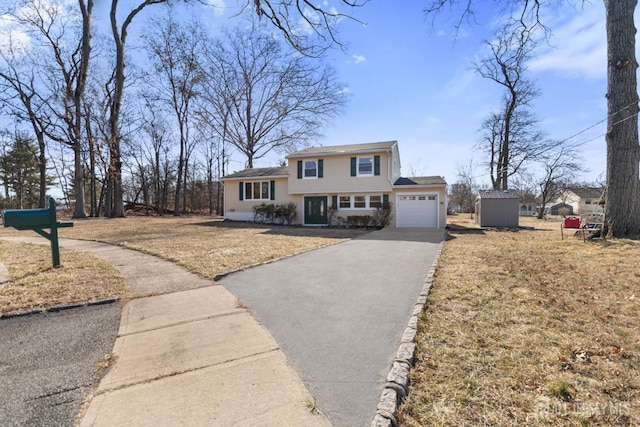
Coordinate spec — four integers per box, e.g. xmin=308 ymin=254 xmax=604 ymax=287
xmin=0 ymin=14 xmax=31 ymax=55
xmin=206 ymin=0 xmax=227 ymax=16
xmin=352 ymin=54 xmax=366 ymax=64
xmin=529 ymin=3 xmax=607 ymax=79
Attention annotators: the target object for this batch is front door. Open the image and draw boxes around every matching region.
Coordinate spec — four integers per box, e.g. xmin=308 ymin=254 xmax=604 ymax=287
xmin=304 ymin=196 xmax=328 ymax=225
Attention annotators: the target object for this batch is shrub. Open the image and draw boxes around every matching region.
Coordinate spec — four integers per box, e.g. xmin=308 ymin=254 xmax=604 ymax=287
xmin=275 ymin=202 xmax=297 ymax=225
xmin=371 ymin=201 xmax=392 ymax=227
xmin=346 ymin=215 xmax=372 ymax=228
xmin=253 ymin=203 xmax=275 ymax=223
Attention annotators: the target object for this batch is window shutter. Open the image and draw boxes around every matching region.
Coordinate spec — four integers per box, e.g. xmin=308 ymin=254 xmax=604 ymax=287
xmin=270 ymin=180 xmax=275 ymax=200
xmin=297 ymin=160 xmax=303 ymax=179
xmin=332 ymin=195 xmax=338 ymax=208
xmin=374 ymin=155 xmax=381 ymax=176
xmin=318 ymin=159 xmax=324 ymax=178
xmin=239 ymin=181 xmax=244 ymax=201
xmin=350 ymin=157 xmax=356 ymax=176
xmin=383 ymin=194 xmax=389 ymax=204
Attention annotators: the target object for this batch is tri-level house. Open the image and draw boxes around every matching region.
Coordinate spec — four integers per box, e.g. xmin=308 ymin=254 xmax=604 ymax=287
xmin=220 ymin=141 xmax=447 ymax=228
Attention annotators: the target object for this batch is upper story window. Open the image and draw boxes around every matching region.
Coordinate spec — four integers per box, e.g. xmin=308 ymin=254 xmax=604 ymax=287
xmin=358 ymin=157 xmax=373 ymax=176
xmin=297 ymin=159 xmax=323 ymax=179
xmin=304 ymin=160 xmax=317 ymax=178
xmin=351 ymin=155 xmax=380 ymax=177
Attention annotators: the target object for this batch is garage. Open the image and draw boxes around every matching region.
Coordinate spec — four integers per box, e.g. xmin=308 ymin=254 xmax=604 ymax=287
xmin=395 ymin=193 xmax=439 ymax=228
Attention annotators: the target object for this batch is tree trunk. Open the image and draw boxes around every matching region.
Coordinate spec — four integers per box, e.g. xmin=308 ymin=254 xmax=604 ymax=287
xmin=604 ymin=0 xmax=640 ymax=238
xmin=72 ymin=144 xmax=87 ymax=218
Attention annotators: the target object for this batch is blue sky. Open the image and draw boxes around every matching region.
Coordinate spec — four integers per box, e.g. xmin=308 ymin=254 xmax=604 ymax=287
xmin=217 ymin=1 xmax=611 ymax=188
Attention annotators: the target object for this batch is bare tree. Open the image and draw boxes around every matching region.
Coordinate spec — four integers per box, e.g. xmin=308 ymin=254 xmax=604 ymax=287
xmin=537 ymin=144 xmax=584 ymax=219
xmin=450 ymin=160 xmax=478 ymax=213
xmin=0 ymin=0 xmax=93 ymax=217
xmin=474 ymin=28 xmax=549 ymax=190
xmin=201 ymin=23 xmax=348 ymax=168
xmin=250 ymin=0 xmax=368 ymax=56
xmin=425 ymin=0 xmax=640 ymax=238
xmin=142 ymin=15 xmax=204 ymax=216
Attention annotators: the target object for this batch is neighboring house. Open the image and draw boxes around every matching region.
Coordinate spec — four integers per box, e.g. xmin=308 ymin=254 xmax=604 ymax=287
xmin=519 ymin=203 xmax=536 ymax=216
xmin=556 ymin=186 xmax=604 ymax=215
xmin=220 ymin=141 xmax=447 ymax=228
xmin=475 ymin=190 xmax=519 ymax=227
xmin=545 ymin=202 xmax=574 ymax=216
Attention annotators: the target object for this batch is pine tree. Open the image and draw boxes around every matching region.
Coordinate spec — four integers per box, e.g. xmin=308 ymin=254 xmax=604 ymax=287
xmin=0 ymin=135 xmax=53 ymax=209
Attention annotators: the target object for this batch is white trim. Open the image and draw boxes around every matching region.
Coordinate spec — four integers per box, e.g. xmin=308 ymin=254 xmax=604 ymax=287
xmin=337 ymin=194 xmax=383 ymax=210
xmin=356 ymin=156 xmax=374 ymax=177
xmin=244 ymin=181 xmax=271 ymax=201
xmin=395 ymin=192 xmax=439 ymax=228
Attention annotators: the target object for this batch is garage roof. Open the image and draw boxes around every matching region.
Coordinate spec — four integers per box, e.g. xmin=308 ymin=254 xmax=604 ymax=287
xmin=394 ymin=176 xmax=447 ymax=186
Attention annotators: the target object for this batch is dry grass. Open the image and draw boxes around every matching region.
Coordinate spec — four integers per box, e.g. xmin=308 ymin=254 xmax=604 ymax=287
xmin=55 ymin=215 xmax=364 ymax=279
xmin=0 ymin=240 xmax=127 ymax=315
xmin=0 ymin=214 xmax=363 ymax=313
xmin=399 ymin=214 xmax=639 ymax=426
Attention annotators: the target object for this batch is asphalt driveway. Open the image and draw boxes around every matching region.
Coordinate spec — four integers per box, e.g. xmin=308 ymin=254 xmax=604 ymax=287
xmin=220 ymin=227 xmax=444 ymax=427
xmin=0 ymin=304 xmax=120 ymax=427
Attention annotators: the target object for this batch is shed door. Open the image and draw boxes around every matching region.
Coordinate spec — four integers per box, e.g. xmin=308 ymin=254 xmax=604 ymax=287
xmin=396 ymin=194 xmax=438 ymax=228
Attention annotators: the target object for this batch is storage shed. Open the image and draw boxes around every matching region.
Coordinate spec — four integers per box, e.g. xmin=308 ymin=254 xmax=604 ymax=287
xmin=475 ymin=190 xmax=519 ymax=227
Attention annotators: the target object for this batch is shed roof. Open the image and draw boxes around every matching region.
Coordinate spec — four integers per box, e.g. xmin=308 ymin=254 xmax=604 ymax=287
xmin=477 ymin=189 xmax=519 ymax=199
xmin=221 ymin=167 xmax=288 ymax=180
xmin=286 ymin=141 xmax=397 ymax=158
xmin=394 ymin=176 xmax=447 ymax=186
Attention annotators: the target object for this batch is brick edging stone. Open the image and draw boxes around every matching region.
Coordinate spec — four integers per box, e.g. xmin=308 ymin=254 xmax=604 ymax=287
xmin=370 ymin=243 xmax=443 ymax=427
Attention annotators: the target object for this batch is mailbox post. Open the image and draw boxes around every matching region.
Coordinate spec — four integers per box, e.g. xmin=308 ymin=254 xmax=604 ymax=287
xmin=2 ymin=198 xmax=73 ymax=267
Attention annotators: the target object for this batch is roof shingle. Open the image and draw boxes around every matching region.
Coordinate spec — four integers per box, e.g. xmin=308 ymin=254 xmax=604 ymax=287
xmin=286 ymin=141 xmax=397 ymax=158
xmin=221 ymin=167 xmax=288 ymax=180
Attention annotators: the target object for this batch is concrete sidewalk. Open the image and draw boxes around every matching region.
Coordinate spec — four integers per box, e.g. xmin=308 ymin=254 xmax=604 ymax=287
xmin=2 ymin=237 xmax=330 ymax=426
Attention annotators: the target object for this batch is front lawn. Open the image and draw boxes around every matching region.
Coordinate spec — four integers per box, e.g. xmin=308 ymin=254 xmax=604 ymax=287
xmin=399 ymin=214 xmax=639 ymax=426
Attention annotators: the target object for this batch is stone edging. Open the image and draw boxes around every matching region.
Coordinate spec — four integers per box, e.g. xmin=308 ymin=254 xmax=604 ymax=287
xmin=370 ymin=244 xmax=443 ymax=427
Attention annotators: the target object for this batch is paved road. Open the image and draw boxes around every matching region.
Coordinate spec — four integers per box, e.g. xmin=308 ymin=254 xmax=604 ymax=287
xmin=220 ymin=228 xmax=444 ymax=427
xmin=0 ymin=304 xmax=120 ymax=427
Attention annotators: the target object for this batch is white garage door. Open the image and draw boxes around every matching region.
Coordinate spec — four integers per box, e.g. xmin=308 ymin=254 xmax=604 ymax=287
xmin=396 ymin=194 xmax=438 ymax=228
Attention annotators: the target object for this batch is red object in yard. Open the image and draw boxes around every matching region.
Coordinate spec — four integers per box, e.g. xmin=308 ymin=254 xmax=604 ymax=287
xmin=563 ymin=216 xmax=580 ymax=229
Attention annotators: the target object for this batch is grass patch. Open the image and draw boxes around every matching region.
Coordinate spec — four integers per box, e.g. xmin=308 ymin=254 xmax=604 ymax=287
xmin=0 ymin=240 xmax=127 ymax=315
xmin=53 ymin=216 xmax=364 ymax=279
xmin=399 ymin=214 xmax=639 ymax=426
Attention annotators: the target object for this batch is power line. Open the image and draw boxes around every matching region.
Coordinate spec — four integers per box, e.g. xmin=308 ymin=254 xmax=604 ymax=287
xmin=556 ymin=100 xmax=638 ymax=147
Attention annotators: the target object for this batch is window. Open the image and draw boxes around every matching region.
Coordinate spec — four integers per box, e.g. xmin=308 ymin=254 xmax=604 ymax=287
xmin=337 ymin=195 xmax=384 ymax=209
xmin=339 ymin=196 xmax=351 ymax=209
xmin=244 ymin=181 xmax=271 ymax=200
xmin=304 ymin=160 xmax=317 ymax=178
xmin=358 ymin=157 xmax=373 ymax=176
